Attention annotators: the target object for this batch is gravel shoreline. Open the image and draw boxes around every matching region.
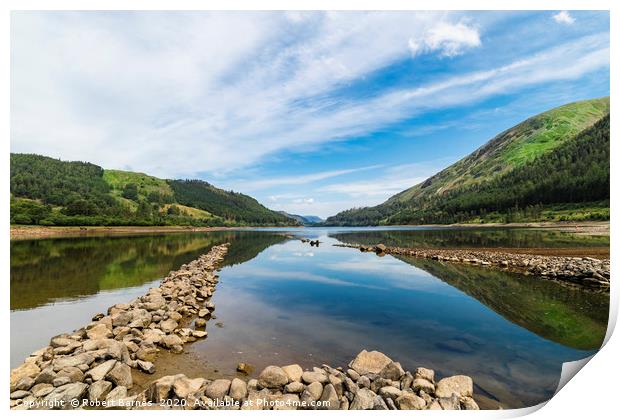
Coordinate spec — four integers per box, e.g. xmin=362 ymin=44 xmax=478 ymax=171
xmin=10 ymin=244 xmax=478 ymax=410
xmin=335 ymin=243 xmax=610 ymax=289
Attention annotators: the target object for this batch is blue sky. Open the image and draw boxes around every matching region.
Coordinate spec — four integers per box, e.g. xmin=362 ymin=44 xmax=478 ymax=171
xmin=11 ymin=11 xmax=609 ymax=218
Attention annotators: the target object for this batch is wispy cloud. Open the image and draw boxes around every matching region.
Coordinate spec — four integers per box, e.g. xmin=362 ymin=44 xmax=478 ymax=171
xmin=231 ymin=165 xmax=382 ymax=190
xmin=553 ymin=11 xmax=575 ymax=25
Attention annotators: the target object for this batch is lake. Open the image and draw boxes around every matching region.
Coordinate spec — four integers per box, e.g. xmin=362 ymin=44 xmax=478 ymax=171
xmin=10 ymin=227 xmax=609 ymax=408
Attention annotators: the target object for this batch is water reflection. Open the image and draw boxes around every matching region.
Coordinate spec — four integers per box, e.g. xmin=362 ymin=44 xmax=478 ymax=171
xmin=329 ymin=228 xmax=609 ymax=249
xmin=10 ymin=228 xmax=609 ymax=409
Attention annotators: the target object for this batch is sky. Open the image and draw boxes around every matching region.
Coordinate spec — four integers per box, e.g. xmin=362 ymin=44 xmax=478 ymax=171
xmin=11 ymin=11 xmax=610 ymax=218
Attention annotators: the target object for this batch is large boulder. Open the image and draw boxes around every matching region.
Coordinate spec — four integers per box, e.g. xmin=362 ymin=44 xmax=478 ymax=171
xmin=349 ymin=388 xmax=376 ymax=410
xmin=105 ymin=362 xmax=133 ymax=389
xmin=10 ymin=361 xmax=41 ymax=387
xmin=396 ymin=392 xmax=426 ymax=409
xmin=379 ymin=361 xmax=404 ymax=380
xmin=86 ymin=324 xmax=112 ymax=340
xmin=300 ymin=381 xmax=323 ymax=405
xmin=88 ymin=380 xmax=113 ymax=401
xmin=204 ymin=379 xmax=231 ymax=400
xmin=173 ymin=376 xmax=206 ymax=399
xmin=258 ymin=366 xmax=289 ymax=389
xmin=281 ymin=364 xmax=303 ymax=383
xmin=86 ymin=360 xmax=117 ymax=382
xmin=229 ymin=378 xmax=247 ymax=400
xmin=435 ymin=375 xmax=473 ymax=398
xmin=349 ymin=350 xmax=392 ymax=375
xmin=301 ymin=371 xmax=328 ymax=384
xmin=42 ymin=382 xmax=88 ymax=407
xmin=318 ymin=383 xmax=339 ymax=410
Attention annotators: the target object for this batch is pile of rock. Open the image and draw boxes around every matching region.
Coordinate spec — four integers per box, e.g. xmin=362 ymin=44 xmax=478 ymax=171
xmin=10 ymin=244 xmax=229 ymax=410
xmin=130 ymin=349 xmax=478 ymax=410
xmin=346 ymin=243 xmax=610 ymax=289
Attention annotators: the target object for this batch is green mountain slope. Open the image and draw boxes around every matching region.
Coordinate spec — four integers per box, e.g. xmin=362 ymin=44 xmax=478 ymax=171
xmin=325 ymin=97 xmax=610 ymax=226
xmin=10 ymin=154 xmax=297 ymax=227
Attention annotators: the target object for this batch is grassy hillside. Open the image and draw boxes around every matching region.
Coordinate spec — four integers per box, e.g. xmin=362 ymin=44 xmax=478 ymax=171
xmin=326 ymin=97 xmax=610 ymax=226
xmin=10 ymin=154 xmax=297 ymax=227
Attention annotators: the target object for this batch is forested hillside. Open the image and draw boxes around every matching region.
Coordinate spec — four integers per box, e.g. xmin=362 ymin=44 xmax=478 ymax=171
xmin=10 ymin=154 xmax=297 ymax=227
xmin=326 ymin=98 xmax=610 ymax=226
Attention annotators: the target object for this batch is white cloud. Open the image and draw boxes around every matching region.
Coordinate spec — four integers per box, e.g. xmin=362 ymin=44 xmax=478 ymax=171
xmin=231 ymin=165 xmax=381 ymax=190
xmin=10 ymin=11 xmax=607 ymax=188
xmin=11 ymin=11 xmax=480 ymax=178
xmin=409 ymin=21 xmax=481 ymax=57
xmin=553 ymin=11 xmax=575 ymax=25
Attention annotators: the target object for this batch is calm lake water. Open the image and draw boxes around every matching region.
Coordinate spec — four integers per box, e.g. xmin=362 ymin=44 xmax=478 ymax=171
xmin=10 ymin=227 xmax=609 ymax=408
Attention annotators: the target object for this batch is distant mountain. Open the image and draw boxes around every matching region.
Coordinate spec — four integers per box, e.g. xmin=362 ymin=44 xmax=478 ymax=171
xmin=278 ymin=212 xmax=324 ymax=225
xmin=326 ymin=97 xmax=610 ymax=226
xmin=10 ymin=153 xmax=298 ymax=227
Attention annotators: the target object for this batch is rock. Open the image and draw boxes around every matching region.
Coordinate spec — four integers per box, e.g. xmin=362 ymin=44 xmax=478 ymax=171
xmin=145 ymin=374 xmax=179 ymax=402
xmin=34 ymin=367 xmax=56 ymax=385
xmin=192 ymin=330 xmax=207 ymax=338
xmin=318 ymin=383 xmax=339 ymax=410
xmin=31 ymin=383 xmax=54 ymax=398
xmin=137 ymin=360 xmax=156 ymax=374
xmin=160 ymin=319 xmax=179 ymax=333
xmin=460 ymin=396 xmax=480 ymax=410
xmin=205 ymin=379 xmax=231 ymax=399
xmin=43 ymin=382 xmax=88 ymax=406
xmin=88 ymin=380 xmax=113 ymax=401
xmin=105 ymin=385 xmax=128 ymax=402
xmin=357 ymin=375 xmax=371 ymax=389
xmin=52 ymin=353 xmax=95 ymax=370
xmin=87 ymin=323 xmax=112 ymax=340
xmin=10 ymin=390 xmax=31 ymax=399
xmin=285 ymin=381 xmax=305 ymax=393
xmin=258 ymin=365 xmax=289 ymax=389
xmin=281 ymin=364 xmax=303 ymax=383
xmin=53 ymin=377 xmax=71 ymax=387
xmin=435 ymin=375 xmax=473 ymax=398
xmin=375 ymin=244 xmax=387 ymax=252
xmin=372 ymin=395 xmax=388 ymax=410
xmin=12 ymin=376 xmax=35 ymax=392
xmin=194 ymin=318 xmax=206 ymax=328
xmin=400 ymin=371 xmax=413 ymax=390
xmin=349 ymin=350 xmax=392 ymax=375
xmin=439 ymin=394 xmax=461 ymax=410
xmin=412 ymin=378 xmax=435 ymax=394
xmin=350 ymin=388 xmax=376 ymax=410
xmin=86 ymin=360 xmax=117 ymax=381
xmin=301 ymin=370 xmax=328 ymax=384
xmin=229 ymin=378 xmax=247 ymax=400
xmin=236 ymin=362 xmax=253 ymax=375
xmin=106 ymin=362 xmax=133 ymax=389
xmin=379 ymin=361 xmax=404 ymax=380
xmin=111 ymin=311 xmax=133 ymax=327
xmin=161 ymin=334 xmax=183 ymax=350
xmin=198 ymin=309 xmax=209 ymax=318
xmin=396 ymin=393 xmax=426 ymax=409
xmin=173 ymin=376 xmax=206 ymax=399
xmin=56 ymin=366 xmax=84 ymax=383
xmin=340 ymin=396 xmax=350 ymax=410
xmin=414 ymin=367 xmax=434 ymax=382
xmin=10 ymin=362 xmax=41 ymax=387
xmin=346 ymin=369 xmax=360 ymax=381
xmin=300 ymin=381 xmax=323 ymax=404
xmin=385 ymin=397 xmax=397 ymax=410
xmin=278 ymin=394 xmax=300 ymax=410
xmin=379 ymin=386 xmax=402 ymax=401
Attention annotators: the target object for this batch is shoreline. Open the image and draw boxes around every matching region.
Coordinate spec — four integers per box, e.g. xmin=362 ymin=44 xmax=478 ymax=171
xmin=10 ymin=220 xmax=610 ymax=241
xmin=336 ymin=243 xmax=610 ymax=289
xmin=10 ymin=244 xmax=480 ymax=411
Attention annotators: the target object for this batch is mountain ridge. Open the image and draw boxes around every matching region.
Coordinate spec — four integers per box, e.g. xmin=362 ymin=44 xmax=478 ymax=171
xmin=325 ymin=97 xmax=610 ymax=226
xmin=10 ymin=153 xmax=298 ymax=227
